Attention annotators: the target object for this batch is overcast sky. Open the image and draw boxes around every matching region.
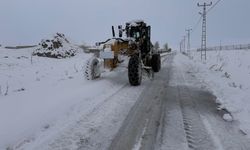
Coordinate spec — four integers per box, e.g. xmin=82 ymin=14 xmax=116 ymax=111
xmin=0 ymin=0 xmax=250 ymax=49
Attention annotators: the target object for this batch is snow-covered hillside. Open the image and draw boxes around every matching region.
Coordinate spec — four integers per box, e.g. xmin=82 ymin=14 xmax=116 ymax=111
xmin=183 ymin=50 xmax=250 ymax=135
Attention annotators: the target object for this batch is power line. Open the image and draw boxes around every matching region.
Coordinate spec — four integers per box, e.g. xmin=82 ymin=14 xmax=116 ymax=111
xmin=180 ymin=0 xmax=223 ymax=52
xmin=191 ymin=16 xmax=202 ymax=33
xmin=192 ymin=0 xmax=222 ymax=32
xmin=207 ymin=0 xmax=222 ymax=13
xmin=179 ymin=17 xmax=201 ymax=52
xmin=179 ymin=16 xmax=200 ymax=51
xmin=191 ymin=0 xmax=223 ymax=34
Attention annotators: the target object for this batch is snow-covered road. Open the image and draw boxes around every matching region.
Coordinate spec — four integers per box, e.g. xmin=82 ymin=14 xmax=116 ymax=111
xmin=157 ymin=53 xmax=250 ymax=150
xmin=108 ymin=52 xmax=250 ymax=150
xmin=109 ymin=53 xmax=173 ymax=150
xmin=1 ymin=47 xmax=250 ymax=150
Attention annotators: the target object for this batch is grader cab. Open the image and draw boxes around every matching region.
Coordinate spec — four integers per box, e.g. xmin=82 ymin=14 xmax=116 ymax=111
xmin=84 ymin=20 xmax=161 ymax=86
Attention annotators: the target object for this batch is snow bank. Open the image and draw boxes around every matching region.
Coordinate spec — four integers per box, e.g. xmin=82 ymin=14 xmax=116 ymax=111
xmin=0 ymin=46 xmax=92 ymax=149
xmin=33 ymin=33 xmax=79 ymax=58
xmin=187 ymin=50 xmax=250 ymax=136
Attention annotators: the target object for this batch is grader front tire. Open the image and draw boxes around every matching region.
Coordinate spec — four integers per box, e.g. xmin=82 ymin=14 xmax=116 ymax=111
xmin=128 ymin=55 xmax=142 ymax=86
xmin=84 ymin=57 xmax=101 ymax=80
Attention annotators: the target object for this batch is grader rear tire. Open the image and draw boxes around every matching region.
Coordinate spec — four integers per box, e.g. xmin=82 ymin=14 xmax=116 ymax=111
xmin=128 ymin=55 xmax=142 ymax=86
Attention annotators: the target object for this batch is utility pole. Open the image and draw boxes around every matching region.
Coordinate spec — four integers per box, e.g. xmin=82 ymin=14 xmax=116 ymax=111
xmin=198 ymin=2 xmax=212 ymax=60
xmin=180 ymin=41 xmax=182 ymax=52
xmin=186 ymin=28 xmax=192 ymax=53
xmin=183 ymin=36 xmax=186 ymax=53
xmin=220 ymin=40 xmax=222 ymax=51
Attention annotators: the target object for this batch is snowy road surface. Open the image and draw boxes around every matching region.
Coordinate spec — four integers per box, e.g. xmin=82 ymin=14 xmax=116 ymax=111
xmin=157 ymin=53 xmax=250 ymax=150
xmin=1 ymin=48 xmax=250 ymax=150
xmin=109 ymin=53 xmax=250 ymax=150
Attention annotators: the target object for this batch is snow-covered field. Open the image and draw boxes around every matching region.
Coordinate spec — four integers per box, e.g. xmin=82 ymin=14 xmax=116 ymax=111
xmin=0 ymin=47 xmax=150 ymax=149
xmin=0 ymin=47 xmax=90 ymax=149
xmin=181 ymin=50 xmax=250 ymax=136
xmin=2 ymin=45 xmax=250 ymax=149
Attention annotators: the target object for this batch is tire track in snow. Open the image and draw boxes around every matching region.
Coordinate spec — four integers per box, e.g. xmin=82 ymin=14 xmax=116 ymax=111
xmin=109 ymin=53 xmax=174 ymax=150
xmin=178 ymin=86 xmax=216 ymax=150
xmin=177 ymin=64 xmax=217 ymax=150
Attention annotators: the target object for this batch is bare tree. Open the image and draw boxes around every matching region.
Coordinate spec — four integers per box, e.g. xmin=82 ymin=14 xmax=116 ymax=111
xmin=164 ymin=43 xmax=168 ymax=51
xmin=154 ymin=41 xmax=160 ymax=51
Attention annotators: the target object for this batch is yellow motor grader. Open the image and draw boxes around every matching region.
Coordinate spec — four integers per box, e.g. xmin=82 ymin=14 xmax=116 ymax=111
xmin=84 ymin=20 xmax=161 ymax=86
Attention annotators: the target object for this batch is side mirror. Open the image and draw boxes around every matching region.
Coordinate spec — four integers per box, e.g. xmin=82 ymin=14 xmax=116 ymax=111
xmin=118 ymin=25 xmax=123 ymax=37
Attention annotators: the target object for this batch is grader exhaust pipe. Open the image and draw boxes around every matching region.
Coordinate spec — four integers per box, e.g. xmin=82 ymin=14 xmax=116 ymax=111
xmin=112 ymin=26 xmax=115 ymax=37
